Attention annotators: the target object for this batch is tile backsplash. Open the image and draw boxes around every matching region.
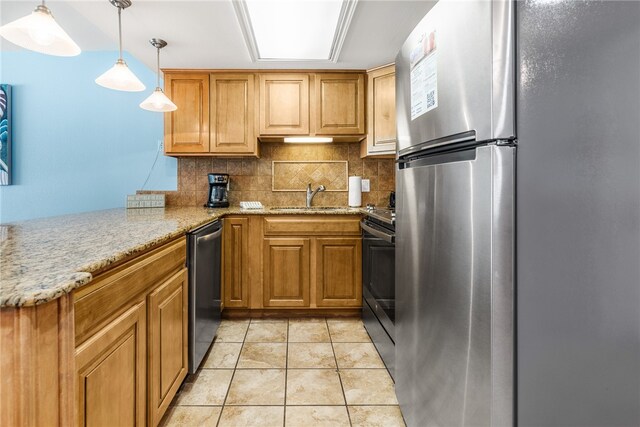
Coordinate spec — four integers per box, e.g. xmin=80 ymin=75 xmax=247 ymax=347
xmin=271 ymin=161 xmax=348 ymax=192
xmin=153 ymin=143 xmax=395 ymax=208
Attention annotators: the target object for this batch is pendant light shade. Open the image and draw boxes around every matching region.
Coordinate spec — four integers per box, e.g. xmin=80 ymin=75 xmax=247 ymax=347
xmin=96 ymin=59 xmax=146 ymax=92
xmin=140 ymin=87 xmax=177 ymax=112
xmin=96 ymin=0 xmax=145 ymax=92
xmin=140 ymin=38 xmax=177 ymax=112
xmin=0 ymin=3 xmax=81 ymax=57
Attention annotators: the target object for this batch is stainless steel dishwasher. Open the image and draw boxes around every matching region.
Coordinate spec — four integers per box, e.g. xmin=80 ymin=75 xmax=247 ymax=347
xmin=186 ymin=219 xmax=223 ymax=373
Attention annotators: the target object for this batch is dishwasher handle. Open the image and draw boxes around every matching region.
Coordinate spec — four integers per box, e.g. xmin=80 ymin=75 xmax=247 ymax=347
xmin=196 ymin=226 xmax=223 ymax=245
xmin=361 ymin=219 xmax=395 ymax=244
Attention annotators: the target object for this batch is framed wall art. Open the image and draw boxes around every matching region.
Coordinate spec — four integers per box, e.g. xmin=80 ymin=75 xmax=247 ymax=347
xmin=0 ymin=84 xmax=11 ymax=186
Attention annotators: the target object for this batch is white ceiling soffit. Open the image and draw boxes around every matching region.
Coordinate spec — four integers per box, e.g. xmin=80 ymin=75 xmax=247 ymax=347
xmin=0 ymin=0 xmax=437 ymax=71
xmin=232 ymin=0 xmax=358 ymax=63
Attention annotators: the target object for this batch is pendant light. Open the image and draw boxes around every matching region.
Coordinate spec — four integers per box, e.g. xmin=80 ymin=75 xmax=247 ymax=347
xmin=0 ymin=1 xmax=81 ymax=57
xmin=95 ymin=0 xmax=145 ymax=92
xmin=140 ymin=39 xmax=177 ymax=112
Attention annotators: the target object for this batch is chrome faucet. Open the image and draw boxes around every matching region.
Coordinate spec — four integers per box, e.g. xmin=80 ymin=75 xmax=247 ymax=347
xmin=306 ymin=183 xmax=326 ymax=207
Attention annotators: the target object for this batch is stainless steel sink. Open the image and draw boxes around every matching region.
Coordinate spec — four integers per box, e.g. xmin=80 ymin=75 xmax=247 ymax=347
xmin=269 ymin=206 xmax=345 ymax=211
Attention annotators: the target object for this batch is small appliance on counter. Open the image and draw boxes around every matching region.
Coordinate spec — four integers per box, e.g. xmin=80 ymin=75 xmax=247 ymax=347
xmin=205 ymin=173 xmax=229 ymax=208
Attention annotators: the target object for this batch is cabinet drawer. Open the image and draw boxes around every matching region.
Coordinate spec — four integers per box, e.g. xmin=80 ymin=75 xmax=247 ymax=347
xmin=74 ymin=238 xmax=186 ymax=346
xmin=263 ymin=216 xmax=361 ymax=236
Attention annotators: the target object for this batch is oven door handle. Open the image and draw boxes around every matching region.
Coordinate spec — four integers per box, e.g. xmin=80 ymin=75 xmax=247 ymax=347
xmin=361 ymin=219 xmax=395 ymax=244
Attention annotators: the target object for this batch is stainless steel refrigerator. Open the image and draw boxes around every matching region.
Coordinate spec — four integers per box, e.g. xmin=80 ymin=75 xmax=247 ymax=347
xmin=395 ymin=0 xmax=640 ymax=426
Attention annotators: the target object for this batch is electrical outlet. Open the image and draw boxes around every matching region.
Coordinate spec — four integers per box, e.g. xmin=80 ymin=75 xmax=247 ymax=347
xmin=157 ymin=139 xmax=164 ymax=151
xmin=361 ymin=179 xmax=370 ymax=192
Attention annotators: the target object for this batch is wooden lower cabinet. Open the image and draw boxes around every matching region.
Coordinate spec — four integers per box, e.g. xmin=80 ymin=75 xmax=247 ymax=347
xmin=75 ymin=301 xmax=147 ymax=427
xmin=263 ymin=238 xmax=311 ymax=307
xmin=220 ymin=215 xmax=363 ymax=314
xmin=316 ymin=238 xmax=362 ymax=307
xmin=222 ymin=217 xmax=250 ymax=308
xmin=147 ymin=268 xmax=188 ymax=426
xmin=74 ymin=238 xmax=188 ymax=427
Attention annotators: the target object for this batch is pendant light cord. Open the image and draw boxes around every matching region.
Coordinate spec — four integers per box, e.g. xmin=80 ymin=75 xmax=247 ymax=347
xmin=156 ymin=47 xmax=160 ymax=88
xmin=118 ymin=6 xmax=123 ymax=60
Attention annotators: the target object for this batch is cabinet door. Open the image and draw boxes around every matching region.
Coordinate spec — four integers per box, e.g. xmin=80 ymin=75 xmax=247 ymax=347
xmin=259 ymin=74 xmax=310 ymax=135
xmin=147 ymin=268 xmax=188 ymax=427
xmin=263 ymin=238 xmax=310 ymax=307
xmin=76 ymin=302 xmax=146 ymax=427
xmin=316 ymin=237 xmax=362 ymax=307
xmin=164 ymin=73 xmax=210 ymax=154
xmin=210 ymin=74 xmax=257 ymax=155
xmin=315 ymin=73 xmax=365 ymax=135
xmin=364 ymin=65 xmax=397 ymax=156
xmin=223 ymin=217 xmax=250 ymax=308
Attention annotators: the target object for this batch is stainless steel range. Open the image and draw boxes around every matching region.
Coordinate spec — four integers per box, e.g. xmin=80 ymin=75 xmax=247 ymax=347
xmin=361 ymin=206 xmax=396 ymax=380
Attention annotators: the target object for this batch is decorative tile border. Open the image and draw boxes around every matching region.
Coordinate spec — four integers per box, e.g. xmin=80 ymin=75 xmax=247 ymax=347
xmin=272 ymin=161 xmax=348 ymax=192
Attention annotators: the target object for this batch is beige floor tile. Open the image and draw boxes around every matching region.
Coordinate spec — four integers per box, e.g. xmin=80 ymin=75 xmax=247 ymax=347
xmin=160 ymin=406 xmax=221 ymax=426
xmin=218 ymin=406 xmax=284 ymax=427
xmin=226 ymin=369 xmax=286 ymax=405
xmin=237 ymin=343 xmax=287 ymax=369
xmin=333 ymin=342 xmax=385 ymax=368
xmin=288 ymin=322 xmax=331 ymax=342
xmin=286 ymin=369 xmax=345 ymax=405
xmin=250 ymin=318 xmax=288 ymax=324
xmin=326 ymin=318 xmax=363 ymax=325
xmin=245 ymin=323 xmax=288 ymax=343
xmin=288 ymin=317 xmax=326 ymax=324
xmin=202 ymin=343 xmax=242 ymax=369
xmin=340 ymin=369 xmax=398 ymax=405
xmin=349 ymin=405 xmax=406 ymax=427
xmin=327 ymin=320 xmax=371 ymax=343
xmin=175 ymin=370 xmax=233 ymax=406
xmin=285 ymin=406 xmax=350 ymax=427
xmin=215 ymin=322 xmax=249 ymax=343
xmin=221 ymin=319 xmax=250 ymax=325
xmin=287 ymin=343 xmax=336 ymax=369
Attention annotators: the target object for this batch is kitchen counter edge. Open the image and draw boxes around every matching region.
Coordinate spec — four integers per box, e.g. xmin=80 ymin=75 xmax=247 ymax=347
xmin=0 ymin=206 xmax=362 ymax=308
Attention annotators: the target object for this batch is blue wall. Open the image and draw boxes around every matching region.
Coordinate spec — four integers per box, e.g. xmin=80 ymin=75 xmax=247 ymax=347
xmin=0 ymin=51 xmax=177 ymax=223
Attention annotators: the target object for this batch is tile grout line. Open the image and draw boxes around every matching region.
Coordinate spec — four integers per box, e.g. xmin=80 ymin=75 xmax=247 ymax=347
xmin=283 ymin=318 xmax=290 ymax=427
xmin=215 ymin=320 xmax=251 ymax=427
xmin=327 ymin=318 xmax=354 ymax=427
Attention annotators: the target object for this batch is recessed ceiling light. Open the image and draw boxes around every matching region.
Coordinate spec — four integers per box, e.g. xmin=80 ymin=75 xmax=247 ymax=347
xmin=234 ymin=0 xmax=358 ymax=62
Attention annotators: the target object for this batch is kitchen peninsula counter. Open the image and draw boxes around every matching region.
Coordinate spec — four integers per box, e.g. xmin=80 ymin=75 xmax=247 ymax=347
xmin=0 ymin=206 xmax=362 ymax=308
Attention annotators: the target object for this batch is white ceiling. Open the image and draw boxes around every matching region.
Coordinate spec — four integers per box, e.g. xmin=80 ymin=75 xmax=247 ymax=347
xmin=0 ymin=0 xmax=436 ymax=71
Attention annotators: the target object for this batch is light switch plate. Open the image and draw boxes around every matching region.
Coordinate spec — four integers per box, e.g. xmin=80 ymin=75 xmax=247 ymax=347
xmin=361 ymin=179 xmax=370 ymax=192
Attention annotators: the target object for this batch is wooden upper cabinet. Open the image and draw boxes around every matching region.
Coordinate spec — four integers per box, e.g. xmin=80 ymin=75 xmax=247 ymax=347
xmin=316 ymin=237 xmax=362 ymax=307
xmin=210 ymin=74 xmax=258 ymax=156
xmin=315 ymin=73 xmax=365 ymax=135
xmin=75 ymin=302 xmax=147 ymax=427
xmin=361 ymin=64 xmax=397 ymax=157
xmin=260 ymin=74 xmax=310 ymax=135
xmin=263 ymin=238 xmax=310 ymax=307
xmin=164 ymin=73 xmax=210 ymax=154
xmin=147 ymin=268 xmax=188 ymax=427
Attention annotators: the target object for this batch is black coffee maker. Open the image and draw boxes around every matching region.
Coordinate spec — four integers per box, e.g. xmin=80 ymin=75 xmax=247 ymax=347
xmin=205 ymin=173 xmax=229 ymax=208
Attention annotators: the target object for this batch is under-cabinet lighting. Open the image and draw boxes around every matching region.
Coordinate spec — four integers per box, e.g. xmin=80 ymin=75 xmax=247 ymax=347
xmin=234 ymin=0 xmax=358 ymax=62
xmin=0 ymin=1 xmax=81 ymax=57
xmin=284 ymin=137 xmax=333 ymax=144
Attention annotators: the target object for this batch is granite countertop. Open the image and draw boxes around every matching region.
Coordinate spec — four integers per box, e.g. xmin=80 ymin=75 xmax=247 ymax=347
xmin=0 ymin=206 xmax=362 ymax=308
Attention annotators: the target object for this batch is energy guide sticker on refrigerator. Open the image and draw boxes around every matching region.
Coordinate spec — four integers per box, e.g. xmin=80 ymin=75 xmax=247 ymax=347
xmin=410 ymin=30 xmax=438 ymax=120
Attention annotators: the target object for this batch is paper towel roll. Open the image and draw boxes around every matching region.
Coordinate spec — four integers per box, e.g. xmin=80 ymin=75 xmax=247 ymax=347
xmin=348 ymin=176 xmax=362 ymax=207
